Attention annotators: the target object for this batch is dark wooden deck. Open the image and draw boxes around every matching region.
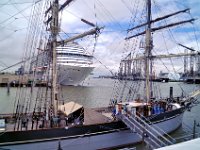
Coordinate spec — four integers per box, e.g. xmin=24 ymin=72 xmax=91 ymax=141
xmin=1 ymin=107 xmax=113 ymax=131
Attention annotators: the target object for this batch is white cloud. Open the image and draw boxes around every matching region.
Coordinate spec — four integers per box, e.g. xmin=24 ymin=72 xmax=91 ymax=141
xmin=0 ymin=0 xmax=199 ymax=75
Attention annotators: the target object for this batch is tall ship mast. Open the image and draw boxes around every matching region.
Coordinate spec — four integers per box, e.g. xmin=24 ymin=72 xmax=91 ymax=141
xmin=109 ymin=0 xmax=200 ymax=148
xmin=145 ymin=0 xmax=152 ymax=102
xmin=51 ymin=0 xmax=59 ymax=118
xmin=45 ymin=0 xmax=101 ymax=119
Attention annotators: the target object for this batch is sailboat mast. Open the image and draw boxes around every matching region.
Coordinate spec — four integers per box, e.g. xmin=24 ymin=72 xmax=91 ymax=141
xmin=126 ymin=0 xmax=195 ymax=102
xmin=51 ymin=0 xmax=59 ymax=117
xmin=145 ymin=0 xmax=152 ymax=102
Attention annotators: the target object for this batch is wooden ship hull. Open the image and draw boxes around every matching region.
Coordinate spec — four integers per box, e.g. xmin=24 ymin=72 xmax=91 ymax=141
xmin=0 ymin=106 xmax=185 ymax=149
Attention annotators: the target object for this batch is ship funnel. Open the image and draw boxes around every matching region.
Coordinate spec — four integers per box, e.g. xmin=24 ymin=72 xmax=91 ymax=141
xmin=170 ymin=87 xmax=173 ymax=99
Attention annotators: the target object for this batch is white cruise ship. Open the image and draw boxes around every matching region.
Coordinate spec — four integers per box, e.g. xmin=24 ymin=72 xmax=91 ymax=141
xmin=56 ymin=42 xmax=94 ymax=85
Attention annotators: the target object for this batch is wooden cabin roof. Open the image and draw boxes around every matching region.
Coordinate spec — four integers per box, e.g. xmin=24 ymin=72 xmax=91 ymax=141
xmin=59 ymin=101 xmax=83 ymax=116
xmin=118 ymin=101 xmax=150 ymax=108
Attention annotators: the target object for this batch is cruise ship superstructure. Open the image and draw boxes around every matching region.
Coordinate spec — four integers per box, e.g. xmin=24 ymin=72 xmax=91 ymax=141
xmin=57 ymin=42 xmax=94 ymax=85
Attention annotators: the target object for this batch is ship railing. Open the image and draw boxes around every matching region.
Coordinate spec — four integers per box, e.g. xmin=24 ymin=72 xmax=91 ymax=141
xmin=130 ymin=115 xmax=171 ymax=147
xmin=182 ymin=122 xmax=193 ymax=133
xmin=120 ymin=115 xmax=161 ymax=149
xmin=174 ymin=132 xmax=200 ymax=142
xmin=134 ymin=114 xmax=175 ymax=146
xmin=181 ymin=89 xmax=200 ymax=104
xmin=139 ymin=114 xmax=176 ymax=144
xmin=118 ymin=114 xmax=169 ymax=149
xmin=188 ymin=89 xmax=200 ymax=98
xmin=128 ymin=115 xmax=164 ymax=149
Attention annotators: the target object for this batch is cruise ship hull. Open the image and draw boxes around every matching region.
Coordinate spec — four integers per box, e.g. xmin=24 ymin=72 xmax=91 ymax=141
xmin=57 ymin=65 xmax=94 ymax=86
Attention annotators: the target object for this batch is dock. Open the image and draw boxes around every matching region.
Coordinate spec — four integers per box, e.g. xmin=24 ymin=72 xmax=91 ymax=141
xmin=0 ymin=73 xmax=47 ymax=87
xmin=155 ymin=138 xmax=200 ymax=150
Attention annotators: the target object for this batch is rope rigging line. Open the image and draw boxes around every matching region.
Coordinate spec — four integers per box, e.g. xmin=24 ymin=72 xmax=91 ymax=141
xmin=63 ymin=8 xmax=82 ymax=20
xmin=188 ymin=13 xmax=200 ymax=51
xmin=25 ymin=39 xmax=43 ymax=115
xmin=125 ymin=81 xmax=136 ymax=101
xmin=13 ymin=0 xmax=52 ymax=130
xmin=0 ymin=0 xmax=11 ymax=9
xmin=161 ymin=31 xmax=186 ymax=94
xmin=109 ymin=0 xmax=146 ymax=106
xmin=152 ymin=0 xmax=195 ymax=63
xmin=10 ymin=0 xmax=30 ymax=21
xmin=83 ymin=50 xmax=139 ymax=102
xmin=95 ymin=0 xmax=124 ymax=30
xmin=0 ymin=18 xmax=18 ymax=31
xmin=0 ymin=8 xmax=13 ymax=17
xmin=20 ymin=3 xmax=46 ymax=112
xmin=0 ymin=3 xmax=34 ymax=25
xmin=151 ymin=0 xmax=198 ymax=95
xmin=27 ymin=0 xmax=52 ymax=122
xmin=126 ymin=0 xmax=141 ymax=29
xmin=114 ymin=0 xmax=197 ymax=102
xmin=59 ymin=0 xmax=136 ymax=75
xmin=152 ymin=49 xmax=186 ymax=95
xmin=0 ymin=1 xmax=34 ymax=5
xmin=0 ymin=31 xmax=16 ymax=42
xmin=115 ymin=40 xmax=141 ymax=101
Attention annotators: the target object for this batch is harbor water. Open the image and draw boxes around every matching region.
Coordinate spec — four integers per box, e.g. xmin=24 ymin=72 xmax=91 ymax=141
xmin=0 ymin=78 xmax=200 ymax=149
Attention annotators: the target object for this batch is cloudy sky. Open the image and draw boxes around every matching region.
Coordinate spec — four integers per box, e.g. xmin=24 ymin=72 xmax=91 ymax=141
xmin=0 ymin=0 xmax=199 ymax=76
